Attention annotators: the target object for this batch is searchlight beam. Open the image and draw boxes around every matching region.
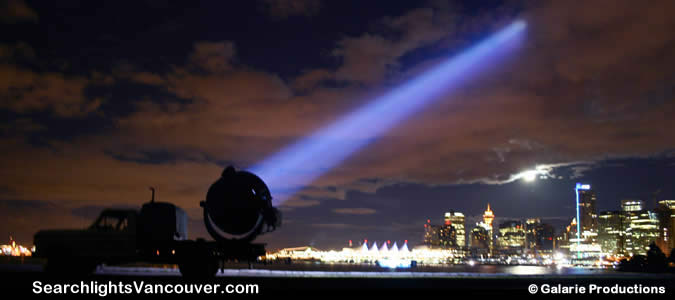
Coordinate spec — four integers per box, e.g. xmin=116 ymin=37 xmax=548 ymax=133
xmin=250 ymin=20 xmax=527 ymax=204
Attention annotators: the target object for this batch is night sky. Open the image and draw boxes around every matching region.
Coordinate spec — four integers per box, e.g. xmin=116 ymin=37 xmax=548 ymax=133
xmin=1 ymin=0 xmax=675 ymax=250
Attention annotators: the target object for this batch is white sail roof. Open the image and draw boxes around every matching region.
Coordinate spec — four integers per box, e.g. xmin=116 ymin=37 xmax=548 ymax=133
xmin=370 ymin=241 xmax=379 ymax=252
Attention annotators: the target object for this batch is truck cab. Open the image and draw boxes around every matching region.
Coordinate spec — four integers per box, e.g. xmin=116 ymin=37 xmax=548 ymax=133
xmin=34 ymin=202 xmax=188 ymax=274
xmin=34 ymin=209 xmax=138 ymax=273
xmin=87 ymin=209 xmax=138 ymax=257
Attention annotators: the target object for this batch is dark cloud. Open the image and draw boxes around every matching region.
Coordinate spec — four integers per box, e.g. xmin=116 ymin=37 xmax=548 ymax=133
xmin=0 ymin=66 xmax=103 ymax=116
xmin=259 ymin=0 xmax=322 ymax=19
xmin=0 ymin=118 xmax=45 ymax=135
xmin=0 ymin=44 xmax=105 ymax=117
xmin=0 ymin=42 xmax=35 ymax=61
xmin=331 ymin=7 xmax=457 ymax=85
xmin=0 ymin=0 xmax=38 ymax=23
xmin=188 ymin=41 xmax=237 ymax=74
xmin=311 ymin=223 xmax=371 ymax=230
xmin=332 ymin=208 xmax=377 ymax=215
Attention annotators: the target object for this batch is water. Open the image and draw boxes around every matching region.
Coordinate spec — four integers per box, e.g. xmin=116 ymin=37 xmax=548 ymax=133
xmin=91 ymin=265 xmax=622 ymax=278
xmin=0 ymin=258 xmax=642 ymax=277
xmin=450 ymin=264 xmax=609 ymax=275
xmin=208 ymin=262 xmax=621 ymax=277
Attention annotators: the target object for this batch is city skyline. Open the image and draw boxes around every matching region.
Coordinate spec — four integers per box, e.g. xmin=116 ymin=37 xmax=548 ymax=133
xmin=1 ymin=1 xmax=675 ymax=251
xmin=259 ymin=183 xmax=673 ymax=268
xmin=417 ymin=183 xmax=673 ymax=262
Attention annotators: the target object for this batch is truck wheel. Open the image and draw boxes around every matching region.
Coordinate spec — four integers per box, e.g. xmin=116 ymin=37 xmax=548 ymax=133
xmin=179 ymin=258 xmax=218 ymax=278
xmin=45 ymin=257 xmax=67 ymax=274
xmin=178 ymin=246 xmax=218 ymax=279
xmin=46 ymin=257 xmax=97 ymax=276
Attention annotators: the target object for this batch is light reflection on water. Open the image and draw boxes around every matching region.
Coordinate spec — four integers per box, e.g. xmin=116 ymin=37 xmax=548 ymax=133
xmin=503 ymin=265 xmax=551 ymax=275
xmin=262 ymin=262 xmax=616 ymax=275
xmin=419 ymin=264 xmax=613 ymax=275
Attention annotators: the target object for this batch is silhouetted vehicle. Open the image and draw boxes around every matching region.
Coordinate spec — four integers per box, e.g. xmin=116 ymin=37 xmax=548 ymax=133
xmin=33 ymin=166 xmax=281 ymax=278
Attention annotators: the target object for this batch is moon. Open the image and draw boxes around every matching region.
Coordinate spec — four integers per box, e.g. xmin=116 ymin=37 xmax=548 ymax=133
xmin=522 ymin=170 xmax=538 ymax=182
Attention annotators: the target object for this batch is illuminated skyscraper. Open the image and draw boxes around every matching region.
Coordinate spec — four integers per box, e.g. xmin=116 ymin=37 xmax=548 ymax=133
xmin=444 ymin=211 xmax=466 ymax=249
xmin=621 ymin=199 xmax=644 ymax=212
xmin=470 ymin=224 xmax=490 ymax=257
xmin=624 ymin=210 xmax=659 ymax=256
xmin=576 ymin=184 xmax=598 ymax=240
xmin=656 ymin=200 xmax=675 ymax=254
xmin=525 ymin=218 xmax=554 ymax=253
xmin=620 ymin=200 xmax=657 ymax=256
xmin=537 ymin=223 xmax=555 ymax=252
xmin=439 ymin=223 xmax=457 ymax=249
xmin=482 ymin=204 xmax=495 ymax=255
xmin=572 ymin=184 xmax=601 ymax=260
xmin=423 ymin=220 xmax=441 ymax=247
xmin=496 ymin=220 xmax=526 ymax=255
xmin=598 ymin=211 xmax=626 ymax=256
xmin=483 ymin=204 xmax=494 ymax=231
xmin=525 ymin=218 xmax=541 ymax=250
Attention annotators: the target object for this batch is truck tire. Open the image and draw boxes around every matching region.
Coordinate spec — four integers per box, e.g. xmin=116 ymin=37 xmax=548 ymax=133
xmin=178 ymin=244 xmax=218 ymax=278
xmin=178 ymin=257 xmax=218 ymax=278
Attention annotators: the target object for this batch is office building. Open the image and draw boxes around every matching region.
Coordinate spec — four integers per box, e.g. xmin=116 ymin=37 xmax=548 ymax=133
xmin=470 ymin=223 xmax=490 ymax=257
xmin=598 ymin=211 xmax=626 ymax=256
xmin=525 ymin=218 xmax=540 ymax=250
xmin=576 ymin=184 xmax=598 ymax=242
xmin=524 ymin=218 xmax=554 ymax=253
xmin=496 ymin=220 xmax=526 ymax=255
xmin=624 ymin=210 xmax=660 ymax=256
xmin=444 ymin=211 xmax=466 ymax=249
xmin=439 ymin=223 xmax=457 ymax=249
xmin=423 ymin=220 xmax=440 ymax=247
xmin=621 ymin=199 xmax=644 ymax=212
xmin=656 ymin=200 xmax=675 ymax=254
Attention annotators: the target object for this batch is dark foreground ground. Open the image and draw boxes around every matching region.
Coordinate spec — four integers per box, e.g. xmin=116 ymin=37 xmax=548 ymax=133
xmin=1 ymin=258 xmax=673 ymax=298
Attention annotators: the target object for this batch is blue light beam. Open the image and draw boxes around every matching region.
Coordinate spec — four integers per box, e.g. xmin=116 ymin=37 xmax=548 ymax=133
xmin=250 ymin=20 xmax=527 ymax=204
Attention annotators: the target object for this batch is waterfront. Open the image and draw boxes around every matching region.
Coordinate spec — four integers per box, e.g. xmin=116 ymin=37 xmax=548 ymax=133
xmin=0 ymin=257 xmax=631 ymax=276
